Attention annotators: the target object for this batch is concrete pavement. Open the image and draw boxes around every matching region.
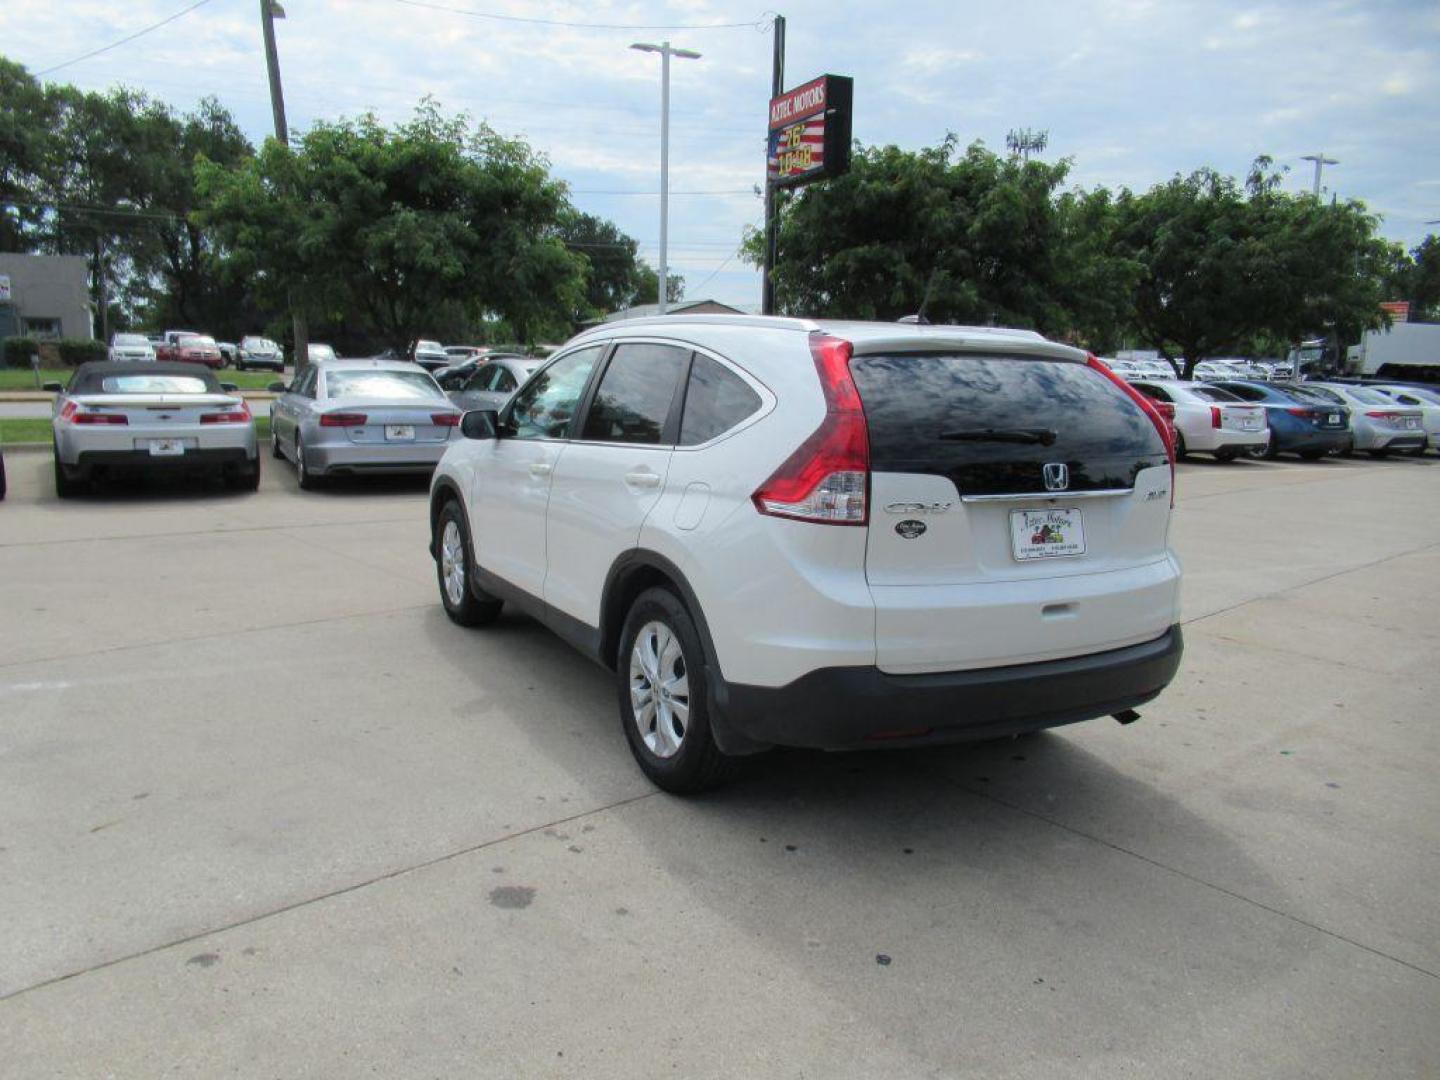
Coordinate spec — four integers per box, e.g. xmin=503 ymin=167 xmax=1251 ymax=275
xmin=0 ymin=451 xmax=1436 ymax=1077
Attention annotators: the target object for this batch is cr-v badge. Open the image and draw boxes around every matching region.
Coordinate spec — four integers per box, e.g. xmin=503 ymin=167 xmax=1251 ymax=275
xmin=895 ymin=520 xmax=927 ymax=539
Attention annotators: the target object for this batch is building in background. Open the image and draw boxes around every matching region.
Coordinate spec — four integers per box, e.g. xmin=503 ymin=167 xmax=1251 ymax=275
xmin=598 ymin=298 xmax=746 ymax=326
xmin=0 ymin=254 xmax=93 ymax=340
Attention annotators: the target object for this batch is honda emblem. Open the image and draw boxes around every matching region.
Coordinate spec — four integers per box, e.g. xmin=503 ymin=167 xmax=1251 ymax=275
xmin=1042 ymin=463 xmax=1069 ymax=492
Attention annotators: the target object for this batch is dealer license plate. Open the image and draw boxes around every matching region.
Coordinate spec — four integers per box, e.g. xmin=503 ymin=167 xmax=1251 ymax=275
xmin=385 ymin=425 xmax=415 ymax=441
xmin=1011 ymin=507 xmax=1086 ymax=561
xmin=1325 ymin=414 xmax=1343 ymax=426
xmin=148 ymin=439 xmax=185 ymax=456
xmin=1240 ymin=416 xmax=1262 ymax=430
xmin=1403 ymin=417 xmax=1419 ymax=429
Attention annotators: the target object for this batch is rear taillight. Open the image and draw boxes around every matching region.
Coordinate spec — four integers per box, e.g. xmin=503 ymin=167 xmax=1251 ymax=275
xmin=1210 ymin=406 xmax=1222 ymax=429
xmin=1363 ymin=410 xmax=1400 ymax=422
xmin=752 ymin=334 xmax=868 ymax=525
xmin=1086 ymin=354 xmax=1175 ymax=504
xmin=1286 ymin=408 xmax=1319 ymax=419
xmin=200 ymin=400 xmax=252 ymax=424
xmin=319 ymin=412 xmax=367 ymax=427
xmin=61 ymin=401 xmax=128 ymax=425
xmin=431 ymin=412 xmax=460 ymax=427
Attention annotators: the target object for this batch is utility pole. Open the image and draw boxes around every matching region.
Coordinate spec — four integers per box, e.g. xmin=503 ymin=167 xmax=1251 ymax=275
xmin=631 ymin=41 xmax=701 ymax=315
xmin=1301 ymin=152 xmax=1338 ymax=197
xmin=761 ymin=15 xmax=785 ymax=316
xmin=260 ymin=0 xmax=308 ymax=374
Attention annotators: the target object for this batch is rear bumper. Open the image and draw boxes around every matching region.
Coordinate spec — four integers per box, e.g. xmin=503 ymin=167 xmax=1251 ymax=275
xmin=710 ymin=625 xmax=1183 ymax=752
xmin=1274 ymin=427 xmax=1349 ymax=452
xmin=307 ymin=438 xmax=451 ymax=475
xmin=239 ymin=355 xmax=284 ymax=370
xmin=72 ymin=447 xmax=252 ymax=472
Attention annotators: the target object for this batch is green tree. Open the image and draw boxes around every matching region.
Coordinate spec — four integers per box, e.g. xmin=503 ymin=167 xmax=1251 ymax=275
xmin=1384 ymin=235 xmax=1440 ymax=321
xmin=1112 ymin=158 xmax=1390 ymax=375
xmin=0 ymin=58 xmax=59 ymax=251
xmin=745 ymin=136 xmax=1130 ymax=342
xmin=197 ymin=103 xmax=585 ymax=354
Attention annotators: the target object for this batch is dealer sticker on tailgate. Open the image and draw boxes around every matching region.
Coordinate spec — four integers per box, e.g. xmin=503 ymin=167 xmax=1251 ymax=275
xmin=1011 ymin=508 xmax=1086 ymax=561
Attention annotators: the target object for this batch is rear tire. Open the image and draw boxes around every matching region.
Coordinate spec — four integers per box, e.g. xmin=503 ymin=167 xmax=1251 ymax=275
xmin=1262 ymin=439 xmax=1280 ymax=460
xmin=435 ymin=500 xmax=502 ymax=627
xmin=53 ymin=442 xmax=82 ymax=498
xmin=1174 ymin=432 xmax=1187 ymax=460
xmin=229 ymin=458 xmax=261 ymax=492
xmin=617 ymin=587 xmax=738 ymax=794
xmin=270 ymin=422 xmax=283 ymax=459
xmin=295 ymin=433 xmax=323 ymax=490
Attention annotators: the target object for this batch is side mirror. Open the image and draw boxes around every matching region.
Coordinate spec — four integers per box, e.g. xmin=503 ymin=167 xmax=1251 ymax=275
xmin=42 ymin=382 xmax=64 ymax=393
xmin=461 ymin=409 xmax=498 ymax=440
xmin=267 ymin=381 xmax=287 ymax=393
xmin=220 ymin=382 xmax=238 ymax=392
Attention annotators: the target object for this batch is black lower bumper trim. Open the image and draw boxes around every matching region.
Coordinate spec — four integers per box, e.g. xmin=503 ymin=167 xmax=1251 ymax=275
xmin=75 ymin=448 xmax=251 ymax=471
xmin=711 ymin=626 xmax=1183 ymax=751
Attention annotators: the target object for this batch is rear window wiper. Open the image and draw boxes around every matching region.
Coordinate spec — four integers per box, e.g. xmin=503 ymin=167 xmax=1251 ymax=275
xmin=938 ymin=427 xmax=1058 ymax=446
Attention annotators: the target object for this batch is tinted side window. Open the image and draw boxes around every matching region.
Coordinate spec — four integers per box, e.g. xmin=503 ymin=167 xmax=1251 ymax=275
xmin=493 ymin=367 xmax=518 ymax=393
xmin=581 ymin=343 xmax=688 ymax=445
xmin=508 ymin=346 xmax=604 ymax=440
xmin=464 ymin=367 xmax=495 ymax=393
xmin=680 ymin=355 xmax=763 ymax=445
xmin=1133 ymin=384 xmax=1172 ymax=403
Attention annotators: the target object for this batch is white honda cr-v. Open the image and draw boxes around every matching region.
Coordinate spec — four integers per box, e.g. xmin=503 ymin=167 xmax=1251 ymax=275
xmin=429 ymin=317 xmax=1183 ymax=792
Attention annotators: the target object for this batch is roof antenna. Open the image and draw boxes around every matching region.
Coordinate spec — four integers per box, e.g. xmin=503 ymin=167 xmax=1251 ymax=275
xmin=899 ymin=267 xmax=940 ymax=324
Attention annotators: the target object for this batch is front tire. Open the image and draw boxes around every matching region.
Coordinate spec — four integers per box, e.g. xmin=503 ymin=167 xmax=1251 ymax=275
xmin=435 ymin=500 xmax=502 ymax=627
xmin=618 ymin=587 xmax=737 ymax=794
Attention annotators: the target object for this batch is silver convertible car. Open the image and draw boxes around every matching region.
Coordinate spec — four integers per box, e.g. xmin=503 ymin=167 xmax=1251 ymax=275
xmin=268 ymin=358 xmax=462 ymax=489
xmin=47 ymin=362 xmax=259 ymax=496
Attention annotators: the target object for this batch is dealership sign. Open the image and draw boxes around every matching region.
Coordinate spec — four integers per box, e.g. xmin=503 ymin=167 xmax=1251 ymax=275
xmin=766 ymin=74 xmax=853 ymax=189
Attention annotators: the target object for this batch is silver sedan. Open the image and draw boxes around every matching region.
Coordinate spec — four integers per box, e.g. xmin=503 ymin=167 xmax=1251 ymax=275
xmin=268 ymin=358 xmax=461 ymax=489
xmin=446 ymin=355 xmax=543 ymax=412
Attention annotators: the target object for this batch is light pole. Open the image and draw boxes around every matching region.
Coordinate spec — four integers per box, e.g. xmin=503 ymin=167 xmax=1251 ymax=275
xmin=260 ymin=0 xmax=308 ymax=374
xmin=1300 ymin=152 xmax=1338 ymax=196
xmin=631 ymin=41 xmax=700 ymax=315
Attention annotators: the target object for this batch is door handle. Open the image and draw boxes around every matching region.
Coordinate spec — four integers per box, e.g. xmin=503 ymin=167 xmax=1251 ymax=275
xmin=625 ymin=469 xmax=662 ymax=489
xmin=529 ymin=462 xmax=553 ymax=478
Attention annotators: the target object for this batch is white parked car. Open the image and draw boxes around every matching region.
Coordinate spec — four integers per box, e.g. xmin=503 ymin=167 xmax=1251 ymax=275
xmin=1192 ymin=361 xmax=1245 ymax=382
xmin=1130 ymin=380 xmax=1270 ymax=461
xmin=107 ymin=332 xmax=156 ymax=363
xmin=47 ymin=361 xmax=259 ymax=496
xmin=1371 ymin=384 xmax=1440 ymax=454
xmin=428 ymin=317 xmax=1184 ymax=792
xmin=1303 ymin=383 xmax=1427 ymax=457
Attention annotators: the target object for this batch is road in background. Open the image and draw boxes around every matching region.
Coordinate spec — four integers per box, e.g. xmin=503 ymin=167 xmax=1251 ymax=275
xmin=0 ymin=453 xmax=1436 ymax=1077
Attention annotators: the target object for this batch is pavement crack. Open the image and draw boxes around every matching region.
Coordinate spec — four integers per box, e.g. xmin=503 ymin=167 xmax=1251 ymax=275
xmin=0 ymin=792 xmax=659 ymax=1004
xmin=1183 ymin=539 xmax=1440 ymax=630
xmin=0 ymin=603 xmax=434 ymax=672
xmin=954 ymin=780 xmax=1439 ymax=983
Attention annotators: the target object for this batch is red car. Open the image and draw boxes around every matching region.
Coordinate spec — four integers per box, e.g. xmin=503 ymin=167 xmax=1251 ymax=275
xmin=161 ymin=332 xmax=224 ymax=369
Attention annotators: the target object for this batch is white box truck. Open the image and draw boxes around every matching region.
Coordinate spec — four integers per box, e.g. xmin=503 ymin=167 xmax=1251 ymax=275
xmin=1346 ymin=323 xmax=1440 ymax=379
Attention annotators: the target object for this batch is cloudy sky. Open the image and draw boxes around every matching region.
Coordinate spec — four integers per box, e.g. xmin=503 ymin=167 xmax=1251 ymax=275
xmin=5 ymin=0 xmax=1438 ymax=311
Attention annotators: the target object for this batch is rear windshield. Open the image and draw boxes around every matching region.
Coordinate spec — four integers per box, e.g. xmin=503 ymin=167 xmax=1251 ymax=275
xmin=1188 ymin=385 xmax=1242 ymax=403
xmin=113 ymin=334 xmax=148 ymax=346
xmin=324 ymin=370 xmax=443 ymax=400
xmin=1344 ymin=387 xmax=1394 ymax=406
xmin=850 ymin=353 xmax=1167 ymax=496
xmin=179 ymin=335 xmax=216 ymax=347
xmin=99 ymin=375 xmax=213 ymax=394
xmin=1289 ymin=386 xmax=1343 ymax=405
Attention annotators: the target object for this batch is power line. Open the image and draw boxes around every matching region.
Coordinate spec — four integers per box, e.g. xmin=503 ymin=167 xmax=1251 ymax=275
xmin=33 ymin=0 xmax=222 ymax=77
xmin=388 ymin=0 xmax=767 ymax=31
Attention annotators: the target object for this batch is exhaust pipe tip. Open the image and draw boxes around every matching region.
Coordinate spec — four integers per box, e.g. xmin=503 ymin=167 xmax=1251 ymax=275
xmin=1113 ymin=709 xmax=1141 ymax=726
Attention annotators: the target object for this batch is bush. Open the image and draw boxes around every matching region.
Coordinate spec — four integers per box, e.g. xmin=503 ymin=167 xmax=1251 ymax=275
xmin=57 ymin=338 xmax=108 ymax=366
xmin=2 ymin=337 xmax=41 ymax=369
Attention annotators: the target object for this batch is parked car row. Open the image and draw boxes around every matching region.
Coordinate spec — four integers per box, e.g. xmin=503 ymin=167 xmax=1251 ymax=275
xmin=1121 ymin=373 xmax=1435 ymax=461
xmin=108 ymin=331 xmax=317 ymax=371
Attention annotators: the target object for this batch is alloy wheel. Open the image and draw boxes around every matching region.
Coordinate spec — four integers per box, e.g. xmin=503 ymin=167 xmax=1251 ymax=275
xmin=628 ymin=620 xmax=690 ymax=759
xmin=440 ymin=520 xmax=467 ymax=608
